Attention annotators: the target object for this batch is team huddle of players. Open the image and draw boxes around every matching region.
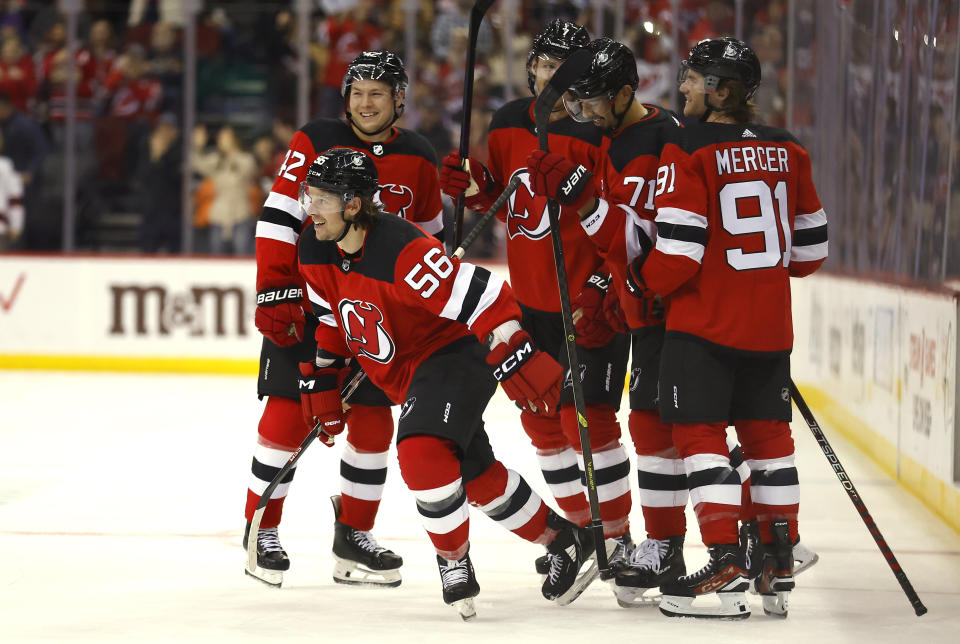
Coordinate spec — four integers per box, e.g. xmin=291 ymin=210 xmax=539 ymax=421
xmin=243 ymin=18 xmax=828 ymax=622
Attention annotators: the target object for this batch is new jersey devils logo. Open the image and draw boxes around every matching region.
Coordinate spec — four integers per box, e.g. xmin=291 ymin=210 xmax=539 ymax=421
xmin=505 ymin=170 xmax=550 ymax=240
xmin=339 ymin=299 xmax=396 ymax=364
xmin=376 ymin=183 xmax=414 ymax=218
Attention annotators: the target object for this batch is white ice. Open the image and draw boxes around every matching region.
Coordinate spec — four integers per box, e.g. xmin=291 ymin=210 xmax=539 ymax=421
xmin=1 ymin=371 xmax=958 ymax=643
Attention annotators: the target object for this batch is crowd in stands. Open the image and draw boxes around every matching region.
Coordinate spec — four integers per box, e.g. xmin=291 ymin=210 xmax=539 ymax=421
xmin=0 ymin=1 xmax=816 ymax=260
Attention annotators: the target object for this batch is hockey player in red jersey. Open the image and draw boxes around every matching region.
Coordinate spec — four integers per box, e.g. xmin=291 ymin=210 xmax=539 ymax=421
xmin=296 ymin=147 xmax=601 ymax=619
xmin=439 ymin=19 xmax=636 ymax=577
xmin=245 ymin=51 xmax=444 ymax=588
xmin=524 ymin=37 xmax=694 ymax=606
xmin=626 ymin=37 xmax=828 ymax=618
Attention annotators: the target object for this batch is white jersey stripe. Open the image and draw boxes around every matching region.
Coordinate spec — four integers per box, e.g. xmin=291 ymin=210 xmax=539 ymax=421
xmin=794 ymin=208 xmax=827 ymax=230
xmin=306 ymin=284 xmax=337 ymax=327
xmin=656 ymin=236 xmax=705 ymax=263
xmin=256 ymin=220 xmax=298 ymax=245
xmin=265 ymin=191 xmax=305 ymax=221
xmin=790 ymin=241 xmax=828 ymax=262
xmin=657 ymin=206 xmax=708 ymax=229
xmin=419 ymin=210 xmax=444 ymax=235
xmin=438 ymin=263 xmax=476 ymax=322
xmin=465 ymin=272 xmax=506 ymax=329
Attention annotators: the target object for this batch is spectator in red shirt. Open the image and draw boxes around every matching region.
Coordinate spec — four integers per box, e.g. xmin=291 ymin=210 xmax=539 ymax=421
xmin=313 ymin=0 xmax=383 ymax=118
xmin=104 ymin=43 xmax=162 ymax=122
xmin=0 ymin=34 xmax=34 ymax=112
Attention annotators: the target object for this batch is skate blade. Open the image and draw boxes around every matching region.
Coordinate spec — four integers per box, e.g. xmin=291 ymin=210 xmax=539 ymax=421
xmin=762 ymin=591 xmax=790 ymax=618
xmin=793 ymin=543 xmax=819 ymax=575
xmin=452 ymin=597 xmax=477 ymax=621
xmin=333 ymin=559 xmax=402 ymax=588
xmin=554 ymin=555 xmax=602 ymax=607
xmin=614 ymin=584 xmax=662 ymax=608
xmin=244 ymin=565 xmax=283 ymax=588
xmin=659 ymin=592 xmax=751 ymax=619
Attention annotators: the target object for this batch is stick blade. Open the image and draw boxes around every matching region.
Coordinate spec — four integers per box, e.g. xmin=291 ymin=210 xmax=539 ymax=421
xmin=532 ymin=47 xmax=595 ymax=134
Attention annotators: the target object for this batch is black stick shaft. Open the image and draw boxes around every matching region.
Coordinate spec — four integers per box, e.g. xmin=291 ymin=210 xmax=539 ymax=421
xmin=453 ymin=175 xmax=522 ymax=259
xmin=790 ymin=381 xmax=927 ymax=616
xmin=245 ymin=370 xmax=367 ymax=574
xmin=452 ymin=1 xmax=494 ymax=248
xmin=533 ymin=67 xmax=608 ymax=571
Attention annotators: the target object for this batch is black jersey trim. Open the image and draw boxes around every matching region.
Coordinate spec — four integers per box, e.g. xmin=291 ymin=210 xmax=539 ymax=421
xmin=793 ymin=224 xmax=828 ymax=247
xmin=455 ymin=268 xmax=491 ymax=326
xmin=656 ymin=221 xmax=707 ymax=244
xmin=260 ymin=205 xmax=301 ymax=230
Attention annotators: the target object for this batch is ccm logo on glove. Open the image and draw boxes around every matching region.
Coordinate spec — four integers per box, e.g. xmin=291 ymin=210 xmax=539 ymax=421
xmin=492 ymin=339 xmax=535 ymax=381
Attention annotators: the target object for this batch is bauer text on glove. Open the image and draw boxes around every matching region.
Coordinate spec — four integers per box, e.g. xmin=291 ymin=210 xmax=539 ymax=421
xmin=525 ymin=149 xmax=598 ymax=211
xmin=255 ymin=285 xmax=305 ymax=347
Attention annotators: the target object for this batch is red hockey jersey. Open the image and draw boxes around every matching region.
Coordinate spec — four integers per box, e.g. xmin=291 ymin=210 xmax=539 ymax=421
xmin=640 ymin=123 xmax=828 ymax=353
xmin=298 ymin=214 xmax=521 ymax=404
xmin=485 ymin=98 xmax=605 ymax=312
xmin=256 ymin=118 xmax=444 ymax=296
xmin=576 ymin=105 xmax=684 ymax=330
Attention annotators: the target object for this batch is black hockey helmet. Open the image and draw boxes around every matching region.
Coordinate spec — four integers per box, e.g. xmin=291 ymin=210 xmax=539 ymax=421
xmin=679 ymin=37 xmax=761 ymax=101
xmin=565 ymin=38 xmax=639 ymax=102
xmin=301 ymin=147 xmax=379 ymax=207
xmin=341 ymin=50 xmax=409 ymax=97
xmin=526 ymin=18 xmax=590 ymax=94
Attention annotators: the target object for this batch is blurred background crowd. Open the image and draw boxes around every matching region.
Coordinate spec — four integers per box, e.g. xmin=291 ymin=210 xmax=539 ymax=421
xmin=0 ymin=0 xmax=956 ymax=286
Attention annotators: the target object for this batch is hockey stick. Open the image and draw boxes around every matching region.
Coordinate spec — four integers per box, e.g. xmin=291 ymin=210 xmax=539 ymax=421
xmin=245 ymin=368 xmax=368 ymax=576
xmin=452 ymin=0 xmax=497 ymax=249
xmin=453 ymin=174 xmax=522 ymax=259
xmin=532 ymin=47 xmax=610 ymax=574
xmin=790 ymin=381 xmax=928 ymax=616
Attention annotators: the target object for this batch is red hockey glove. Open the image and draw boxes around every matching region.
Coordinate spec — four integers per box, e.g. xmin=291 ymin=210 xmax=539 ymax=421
xmin=486 ymin=330 xmax=562 ymax=415
xmin=602 ymin=287 xmax=631 ymax=335
xmin=525 ymin=149 xmax=598 ymax=211
xmin=439 ymin=151 xmax=497 ymax=211
xmin=255 ymin=285 xmax=305 ymax=347
xmin=298 ymin=362 xmax=347 ymax=446
xmin=625 ymin=258 xmax=665 ymax=325
xmin=572 ymin=272 xmax=616 ymax=349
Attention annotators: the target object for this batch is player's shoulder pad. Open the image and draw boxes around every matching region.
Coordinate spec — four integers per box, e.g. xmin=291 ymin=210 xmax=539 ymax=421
xmin=683 ymin=122 xmax=801 ymax=154
xmin=490 ymin=97 xmax=535 ymax=133
xmin=355 ymin=214 xmax=431 ymax=283
xmin=388 ymin=128 xmax=439 ymax=165
xmin=298 ymin=229 xmax=343 ymax=268
xmin=299 ymin=118 xmax=358 ymax=156
xmin=607 ymin=105 xmax=685 ymax=172
xmin=549 ymin=114 xmax=604 ymax=146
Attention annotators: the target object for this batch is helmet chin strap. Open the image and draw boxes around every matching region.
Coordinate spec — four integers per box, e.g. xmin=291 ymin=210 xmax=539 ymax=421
xmin=604 ymin=93 xmax=635 ymax=133
xmin=333 ymin=197 xmax=357 ymax=244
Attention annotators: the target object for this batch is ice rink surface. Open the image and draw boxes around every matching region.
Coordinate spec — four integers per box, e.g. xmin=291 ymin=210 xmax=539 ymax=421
xmin=1 ymin=370 xmax=958 ymax=643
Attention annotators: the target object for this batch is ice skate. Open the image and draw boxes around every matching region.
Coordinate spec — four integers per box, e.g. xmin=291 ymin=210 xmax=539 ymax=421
xmin=793 ymin=538 xmax=819 ymax=575
xmin=243 ymin=522 xmax=289 ymax=588
xmin=541 ymin=511 xmax=600 ymax=606
xmin=659 ymin=543 xmax=751 ymax=619
xmin=330 ymin=495 xmax=402 ymax=587
xmin=614 ymin=535 xmax=685 ymax=608
xmin=601 ymin=530 xmax=634 ymax=580
xmin=755 ymin=519 xmax=795 ymax=618
xmin=437 ymin=551 xmax=480 ymax=621
xmin=739 ymin=519 xmax=763 ymax=581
